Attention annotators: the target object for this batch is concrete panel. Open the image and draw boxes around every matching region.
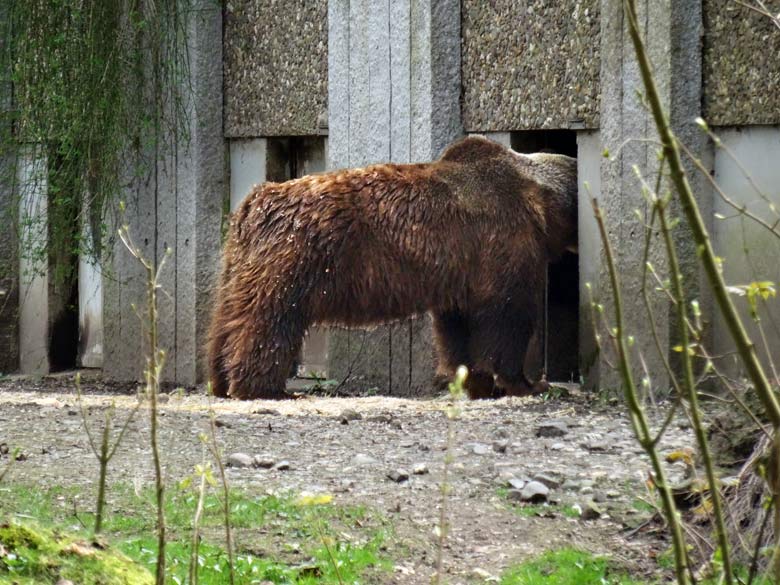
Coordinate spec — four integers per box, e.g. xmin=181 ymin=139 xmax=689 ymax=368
xmin=17 ymin=147 xmax=49 ymax=375
xmin=223 ymin=0 xmax=328 ymax=137
xmin=229 ymin=139 xmax=268 ymax=213
xmin=462 ymin=0 xmax=600 ymax=132
xmin=703 ymin=0 xmax=780 ymax=126
xmin=712 ymin=126 xmax=780 ymax=374
xmin=77 ymin=245 xmax=103 ymax=368
xmin=577 ymin=131 xmax=603 ymax=388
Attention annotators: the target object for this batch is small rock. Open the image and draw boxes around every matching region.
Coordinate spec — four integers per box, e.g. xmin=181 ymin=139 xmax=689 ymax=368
xmin=339 ymin=409 xmax=362 ymax=424
xmin=470 ymin=443 xmax=490 ymax=456
xmin=387 ymin=469 xmax=410 ymax=483
xmin=368 ymin=413 xmax=392 ymax=423
xmin=520 ymin=481 xmax=550 ymax=502
xmin=536 ymin=421 xmax=568 ymax=438
xmin=0 ymin=443 xmax=8 ymax=455
xmin=582 ymin=501 xmax=604 ymax=520
xmin=252 ymin=407 xmax=281 ymax=416
xmin=228 ymin=453 xmax=255 ymax=467
xmin=412 ymin=463 xmax=429 ymax=475
xmin=561 ymin=479 xmax=581 ymax=491
xmin=581 ymin=439 xmax=609 ymax=452
xmin=214 ymin=416 xmax=232 ymax=428
xmin=56 ymin=580 xmax=75 ymax=585
xmin=352 ymin=453 xmax=378 ymax=466
xmin=550 ymin=442 xmax=566 ymax=451
xmin=471 ymin=567 xmax=499 ymax=582
xmin=337 ymin=479 xmax=355 ymax=492
xmin=492 ymin=439 xmax=509 ymax=453
xmin=274 ymin=460 xmax=290 ymax=471
xmin=157 ymin=394 xmax=170 ymax=404
xmin=227 ymin=453 xmax=253 ymax=468
xmin=592 ymin=491 xmax=607 ymax=503
xmin=532 ymin=473 xmax=562 ymax=490
xmin=580 ymin=486 xmax=594 ymax=495
xmin=254 ymin=455 xmax=276 ymax=469
xmin=508 ymin=478 xmax=526 ymax=491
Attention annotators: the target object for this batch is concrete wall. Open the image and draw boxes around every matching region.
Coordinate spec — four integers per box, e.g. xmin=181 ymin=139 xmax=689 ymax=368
xmin=712 ymin=126 xmax=780 ymax=374
xmin=326 ymin=0 xmax=461 ymax=394
xmin=223 ymin=0 xmax=328 ymax=137
xmin=461 ymin=0 xmax=600 ymax=132
xmin=703 ymin=0 xmax=780 ymax=126
xmin=104 ymin=2 xmax=225 ymax=385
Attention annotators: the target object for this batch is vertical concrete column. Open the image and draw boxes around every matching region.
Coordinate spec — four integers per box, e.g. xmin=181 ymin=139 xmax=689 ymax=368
xmin=173 ymin=0 xmax=225 ymax=385
xmin=17 ymin=146 xmax=49 ymax=375
xmin=592 ymin=0 xmax=705 ymax=392
xmin=327 ymin=0 xmax=462 ymax=394
xmin=77 ymin=220 xmax=103 ymax=368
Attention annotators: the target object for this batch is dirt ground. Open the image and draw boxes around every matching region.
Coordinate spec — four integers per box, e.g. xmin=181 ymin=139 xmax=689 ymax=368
xmin=0 ymin=372 xmax=696 ymax=583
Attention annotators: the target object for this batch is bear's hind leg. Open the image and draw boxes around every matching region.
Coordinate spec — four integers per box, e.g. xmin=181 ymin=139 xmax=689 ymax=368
xmin=470 ymin=306 xmax=546 ymax=397
xmin=432 ymin=310 xmax=500 ymax=399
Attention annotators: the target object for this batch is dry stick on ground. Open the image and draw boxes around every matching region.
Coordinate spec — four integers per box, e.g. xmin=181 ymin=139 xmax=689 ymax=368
xmin=656 ymin=195 xmax=734 ymax=582
xmin=188 ymin=445 xmax=212 ymax=585
xmin=205 ymin=386 xmax=235 ymax=585
xmin=590 ymin=196 xmax=692 ymax=585
xmin=432 ymin=366 xmax=466 ymax=585
xmin=75 ymin=372 xmax=141 ymax=534
xmin=623 ymin=0 xmax=780 ymax=578
xmin=118 ymin=222 xmax=169 ymax=585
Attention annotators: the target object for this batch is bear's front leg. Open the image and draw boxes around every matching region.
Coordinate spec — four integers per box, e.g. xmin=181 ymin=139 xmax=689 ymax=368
xmin=224 ymin=312 xmax=308 ymax=400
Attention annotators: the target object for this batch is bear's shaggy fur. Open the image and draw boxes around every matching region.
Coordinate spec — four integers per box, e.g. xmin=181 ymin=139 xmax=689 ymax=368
xmin=208 ymin=136 xmax=577 ymax=399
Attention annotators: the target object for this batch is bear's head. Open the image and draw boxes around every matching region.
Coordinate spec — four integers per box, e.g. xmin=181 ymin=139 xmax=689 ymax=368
xmin=440 ymin=135 xmax=578 ymax=260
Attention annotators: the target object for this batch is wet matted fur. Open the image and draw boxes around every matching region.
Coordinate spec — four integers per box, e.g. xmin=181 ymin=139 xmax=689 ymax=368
xmin=208 ymin=136 xmax=577 ymax=399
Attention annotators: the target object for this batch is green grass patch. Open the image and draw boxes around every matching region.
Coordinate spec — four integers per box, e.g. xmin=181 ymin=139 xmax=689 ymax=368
xmin=0 ymin=482 xmax=390 ymax=584
xmin=0 ymin=522 xmax=153 ymax=585
xmin=500 ymin=548 xmax=645 ymax=585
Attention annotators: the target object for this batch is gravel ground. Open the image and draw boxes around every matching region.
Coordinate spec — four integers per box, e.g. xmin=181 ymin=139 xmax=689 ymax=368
xmin=0 ymin=372 xmax=695 ymax=584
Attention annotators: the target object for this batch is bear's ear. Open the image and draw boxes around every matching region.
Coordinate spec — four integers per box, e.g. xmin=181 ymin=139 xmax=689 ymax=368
xmin=440 ymin=135 xmax=507 ymax=163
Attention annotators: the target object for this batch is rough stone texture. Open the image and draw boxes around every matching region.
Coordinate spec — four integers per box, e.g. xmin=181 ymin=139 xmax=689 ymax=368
xmin=327 ymin=0 xmax=461 ymax=394
xmin=461 ymin=0 xmax=600 ymax=132
xmin=703 ymin=0 xmax=780 ymax=126
xmin=588 ymin=0 xmax=709 ymax=392
xmin=104 ymin=2 xmax=225 ymax=385
xmin=223 ymin=0 xmax=328 ymax=137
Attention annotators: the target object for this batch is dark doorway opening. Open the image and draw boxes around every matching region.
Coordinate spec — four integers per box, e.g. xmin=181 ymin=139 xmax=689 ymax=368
xmin=511 ymin=130 xmax=580 ymax=383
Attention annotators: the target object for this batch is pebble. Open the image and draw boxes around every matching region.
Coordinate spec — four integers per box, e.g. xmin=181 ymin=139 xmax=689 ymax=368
xmin=352 ymin=453 xmax=378 ymax=466
xmin=532 ymin=473 xmax=561 ymax=490
xmin=536 ymin=421 xmax=568 ymax=438
xmin=492 ymin=439 xmax=509 ymax=453
xmin=252 ymin=407 xmax=281 ymax=416
xmin=582 ymin=501 xmax=604 ymax=520
xmin=274 ymin=460 xmax=290 ymax=471
xmin=471 ymin=443 xmax=491 ymax=456
xmin=520 ymin=481 xmax=550 ymax=502
xmin=508 ymin=478 xmax=526 ymax=491
xmin=388 ymin=469 xmax=410 ymax=483
xmin=412 ymin=463 xmax=429 ymax=475
xmin=254 ymin=455 xmax=276 ymax=469
xmin=339 ymin=409 xmax=362 ymax=424
xmin=227 ymin=452 xmax=253 ymax=468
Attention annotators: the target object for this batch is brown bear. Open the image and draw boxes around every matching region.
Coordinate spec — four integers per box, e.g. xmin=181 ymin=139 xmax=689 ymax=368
xmin=207 ymin=135 xmax=577 ymax=400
